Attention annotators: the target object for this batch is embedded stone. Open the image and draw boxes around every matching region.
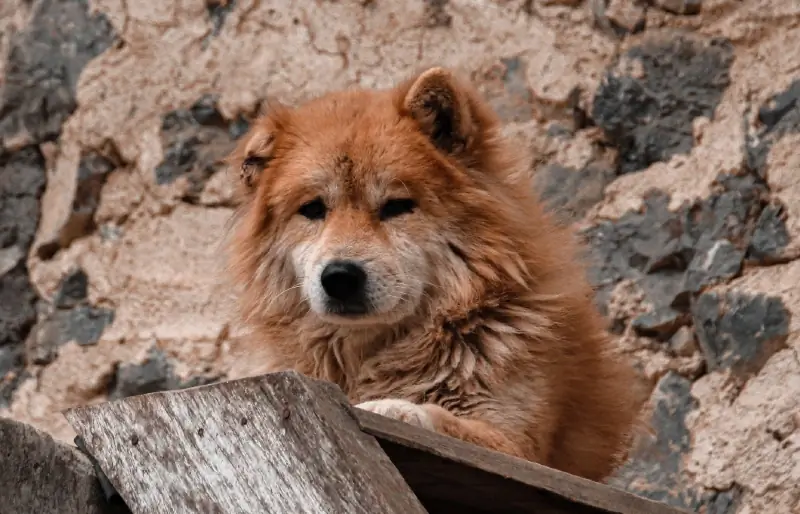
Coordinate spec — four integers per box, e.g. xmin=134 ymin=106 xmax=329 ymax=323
xmin=691 ymin=291 xmax=790 ymax=376
xmin=592 ymin=34 xmax=733 ymax=174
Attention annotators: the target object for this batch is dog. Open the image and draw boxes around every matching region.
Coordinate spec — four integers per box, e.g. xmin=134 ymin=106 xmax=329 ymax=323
xmin=224 ymin=67 xmax=639 ymax=481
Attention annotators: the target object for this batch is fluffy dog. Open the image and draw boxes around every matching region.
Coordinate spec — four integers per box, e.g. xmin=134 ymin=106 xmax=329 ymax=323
xmin=224 ymin=67 xmax=639 ymax=481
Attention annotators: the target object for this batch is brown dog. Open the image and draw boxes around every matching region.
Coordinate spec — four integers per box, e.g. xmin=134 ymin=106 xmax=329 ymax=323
xmin=224 ymin=67 xmax=639 ymax=481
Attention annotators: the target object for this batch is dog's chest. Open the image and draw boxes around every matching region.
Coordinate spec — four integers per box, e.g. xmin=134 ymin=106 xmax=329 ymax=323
xmin=311 ymin=337 xmax=429 ymax=405
xmin=326 ymin=347 xmax=425 ymax=404
xmin=295 ymin=322 xmax=489 ymax=408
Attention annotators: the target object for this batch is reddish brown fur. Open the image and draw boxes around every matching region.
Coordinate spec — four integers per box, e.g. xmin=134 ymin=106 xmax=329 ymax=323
xmin=224 ymin=68 xmax=640 ymax=481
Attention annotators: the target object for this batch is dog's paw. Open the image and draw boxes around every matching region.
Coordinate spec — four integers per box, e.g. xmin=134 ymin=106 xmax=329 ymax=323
xmin=355 ymin=399 xmax=435 ymax=431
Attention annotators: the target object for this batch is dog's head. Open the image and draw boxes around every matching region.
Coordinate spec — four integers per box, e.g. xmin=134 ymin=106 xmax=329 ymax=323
xmin=227 ymin=68 xmax=535 ymax=327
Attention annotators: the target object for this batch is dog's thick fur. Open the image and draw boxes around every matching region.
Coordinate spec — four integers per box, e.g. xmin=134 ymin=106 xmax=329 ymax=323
xmin=224 ymin=67 xmax=639 ymax=481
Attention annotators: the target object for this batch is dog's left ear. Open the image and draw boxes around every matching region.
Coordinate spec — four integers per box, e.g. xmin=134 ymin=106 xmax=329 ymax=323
xmin=400 ymin=67 xmax=491 ymax=158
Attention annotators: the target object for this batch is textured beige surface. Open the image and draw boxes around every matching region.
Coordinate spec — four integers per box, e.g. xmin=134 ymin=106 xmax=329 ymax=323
xmin=766 ymin=134 xmax=800 ymax=258
xmin=685 ymin=261 xmax=800 ymax=513
xmin=2 ymin=0 xmax=799 ymax=511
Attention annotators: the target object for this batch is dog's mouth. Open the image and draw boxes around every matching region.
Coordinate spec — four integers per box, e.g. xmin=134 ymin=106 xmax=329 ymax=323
xmin=324 ymin=298 xmax=371 ymax=318
xmin=317 ymin=296 xmax=419 ymax=328
xmin=316 ymin=299 xmax=393 ymax=327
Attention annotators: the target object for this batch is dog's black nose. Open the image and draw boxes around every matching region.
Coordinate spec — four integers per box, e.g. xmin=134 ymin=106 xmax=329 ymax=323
xmin=321 ymin=260 xmax=367 ymax=303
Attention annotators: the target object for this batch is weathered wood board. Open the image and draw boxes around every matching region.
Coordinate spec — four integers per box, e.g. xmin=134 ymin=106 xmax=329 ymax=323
xmin=64 ymin=371 xmax=427 ymax=514
xmin=357 ymin=410 xmax=689 ymax=514
xmin=65 ymin=370 xmax=689 ymax=514
xmin=0 ymin=416 xmax=128 ymax=514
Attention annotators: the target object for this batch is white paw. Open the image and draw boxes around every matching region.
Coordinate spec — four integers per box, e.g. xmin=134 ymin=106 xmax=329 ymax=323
xmin=355 ymin=399 xmax=435 ymax=431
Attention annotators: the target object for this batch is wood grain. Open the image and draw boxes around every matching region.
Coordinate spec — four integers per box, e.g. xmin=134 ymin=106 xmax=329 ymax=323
xmin=356 ymin=410 xmax=689 ymax=514
xmin=64 ymin=371 xmax=427 ymax=514
xmin=0 ymin=417 xmax=127 ymax=514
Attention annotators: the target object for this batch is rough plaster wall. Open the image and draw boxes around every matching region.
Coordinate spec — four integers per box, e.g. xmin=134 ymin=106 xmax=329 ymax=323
xmin=0 ymin=0 xmax=799 ymax=512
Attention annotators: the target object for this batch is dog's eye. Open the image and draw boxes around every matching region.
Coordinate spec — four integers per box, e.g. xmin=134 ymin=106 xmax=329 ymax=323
xmin=379 ymin=198 xmax=416 ymax=221
xmin=298 ymin=198 xmax=327 ymax=220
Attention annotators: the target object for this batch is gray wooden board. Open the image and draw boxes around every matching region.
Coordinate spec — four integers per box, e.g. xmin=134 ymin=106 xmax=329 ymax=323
xmin=64 ymin=371 xmax=427 ymax=514
xmin=0 ymin=416 xmax=127 ymax=514
xmin=356 ymin=410 xmax=689 ymax=514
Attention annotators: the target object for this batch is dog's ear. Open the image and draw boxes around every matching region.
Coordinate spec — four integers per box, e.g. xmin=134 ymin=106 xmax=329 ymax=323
xmin=227 ymin=122 xmax=276 ymax=192
xmin=227 ymin=103 xmax=292 ymax=193
xmin=400 ymin=67 xmax=487 ymax=157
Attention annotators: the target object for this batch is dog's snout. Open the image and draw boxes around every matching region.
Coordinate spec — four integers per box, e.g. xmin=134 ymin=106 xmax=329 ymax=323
xmin=321 ymin=260 xmax=367 ymax=303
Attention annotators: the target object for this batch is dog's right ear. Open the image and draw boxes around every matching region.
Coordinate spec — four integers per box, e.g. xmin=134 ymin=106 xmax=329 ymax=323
xmin=228 ymin=122 xmax=276 ymax=192
xmin=227 ymin=101 xmax=293 ymax=193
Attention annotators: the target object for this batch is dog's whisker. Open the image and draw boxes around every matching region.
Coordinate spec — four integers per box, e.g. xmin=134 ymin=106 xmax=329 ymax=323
xmin=261 ymin=283 xmax=303 ymax=313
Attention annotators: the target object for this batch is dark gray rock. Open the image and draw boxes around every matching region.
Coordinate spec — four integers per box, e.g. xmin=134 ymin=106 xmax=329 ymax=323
xmin=0 ymin=147 xmax=47 ymax=253
xmin=0 ymin=343 xmax=26 ymax=407
xmin=228 ymin=117 xmax=251 ymax=140
xmin=747 ymin=201 xmax=790 ymax=264
xmin=592 ymin=192 xmax=681 ymax=280
xmin=0 ymin=268 xmax=38 ymax=403
xmin=0 ymin=0 xmax=117 ymax=152
xmin=0 ymin=245 xmax=24 ymax=278
xmin=27 ymin=304 xmax=116 ymax=366
xmin=611 ymin=372 xmax=740 ymax=512
xmin=653 ymin=0 xmax=702 ymax=15
xmin=642 ymin=234 xmax=696 ymax=275
xmin=56 ymin=305 xmax=115 ymax=347
xmin=611 ymin=372 xmax=697 ymax=505
xmin=0 ymin=263 xmax=40 ymax=349
xmin=207 ymin=0 xmax=236 ymax=38
xmin=684 ymin=239 xmax=744 ymax=293
xmin=108 ymin=347 xmax=173 ymax=400
xmin=631 ymin=306 xmax=688 ymax=341
xmin=691 ymin=291 xmax=790 ymax=377
xmin=747 ymin=79 xmax=800 ymax=179
xmin=154 ymin=95 xmax=247 ymax=202
xmin=584 ymin=191 xmax=694 ymax=314
xmin=592 ymin=33 xmax=733 ymax=174
xmin=739 ymin=79 xmax=799 ymax=263
xmin=682 ymin=172 xmax=767 ymax=253
xmin=0 ymin=417 xmax=124 ymax=514
xmin=640 ymin=270 xmax=693 ymax=311
xmin=54 ymin=268 xmax=89 ymax=309
xmin=584 ymin=167 xmax=770 ymax=318
xmin=25 ymin=269 xmax=114 ymax=365
xmin=108 ymin=346 xmax=220 ymax=400
xmin=535 ymin=163 xmax=615 ymax=224
xmin=703 ymin=487 xmax=743 ymax=514
xmin=0 ymin=344 xmax=23 ymax=383
xmin=0 ymin=146 xmax=46 ymax=406
xmin=757 ymin=79 xmax=800 ymax=133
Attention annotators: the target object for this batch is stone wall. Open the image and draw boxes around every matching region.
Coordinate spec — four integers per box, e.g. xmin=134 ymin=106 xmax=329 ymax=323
xmin=1 ymin=1 xmax=798 ymax=513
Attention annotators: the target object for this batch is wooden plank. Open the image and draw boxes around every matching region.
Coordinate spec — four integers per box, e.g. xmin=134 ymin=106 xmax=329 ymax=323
xmin=356 ymin=410 xmax=689 ymax=514
xmin=64 ymin=371 xmax=427 ymax=514
xmin=0 ymin=417 xmax=128 ymax=514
